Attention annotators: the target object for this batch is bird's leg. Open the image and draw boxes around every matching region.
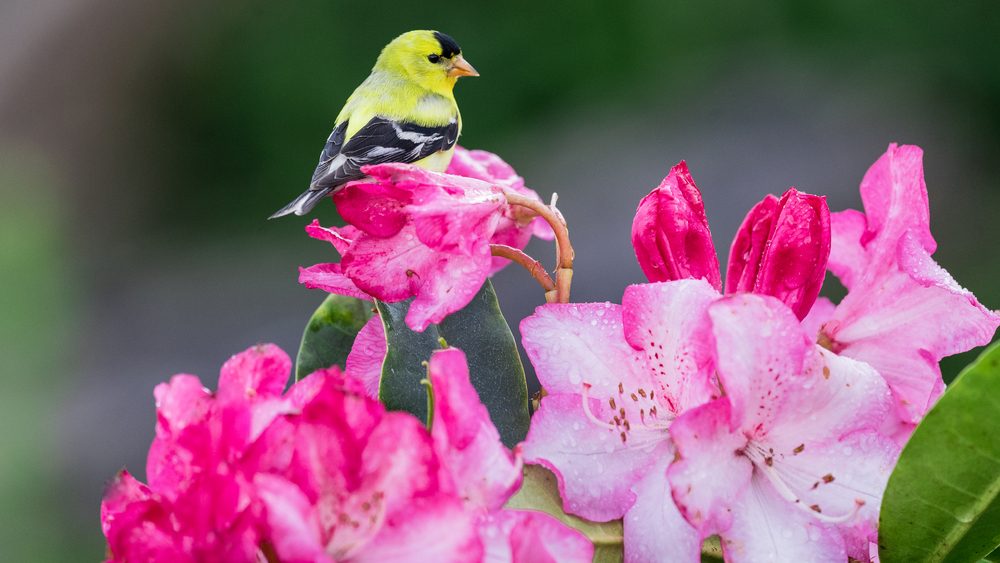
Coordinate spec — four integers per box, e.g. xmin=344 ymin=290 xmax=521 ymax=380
xmin=502 ymin=191 xmax=575 ymax=303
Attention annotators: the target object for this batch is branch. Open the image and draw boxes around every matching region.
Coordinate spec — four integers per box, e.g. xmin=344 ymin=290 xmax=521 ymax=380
xmin=491 ymin=244 xmax=556 ymax=293
xmin=503 ymin=191 xmax=575 ymax=303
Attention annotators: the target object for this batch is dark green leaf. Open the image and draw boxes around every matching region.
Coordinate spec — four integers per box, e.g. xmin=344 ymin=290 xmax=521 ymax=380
xmin=879 ymin=341 xmax=1000 ymax=563
xmin=376 ymin=280 xmax=529 ymax=447
xmin=295 ymin=294 xmax=372 ymax=381
xmin=506 ymin=465 xmax=624 ymax=562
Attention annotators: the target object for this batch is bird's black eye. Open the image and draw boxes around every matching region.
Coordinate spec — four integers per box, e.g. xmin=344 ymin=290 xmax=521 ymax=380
xmin=427 ymin=54 xmax=441 ymax=63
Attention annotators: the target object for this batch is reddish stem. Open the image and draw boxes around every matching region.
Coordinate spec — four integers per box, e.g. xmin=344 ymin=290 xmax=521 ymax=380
xmin=490 ymin=244 xmax=556 ymax=293
xmin=503 ymin=191 xmax=575 ymax=303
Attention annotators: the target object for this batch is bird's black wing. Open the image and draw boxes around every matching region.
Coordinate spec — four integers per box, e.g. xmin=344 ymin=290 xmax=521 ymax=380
xmin=309 ymin=116 xmax=459 ymax=190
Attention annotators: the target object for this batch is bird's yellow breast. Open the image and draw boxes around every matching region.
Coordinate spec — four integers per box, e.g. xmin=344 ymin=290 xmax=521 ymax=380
xmin=337 ymin=71 xmax=461 ymax=140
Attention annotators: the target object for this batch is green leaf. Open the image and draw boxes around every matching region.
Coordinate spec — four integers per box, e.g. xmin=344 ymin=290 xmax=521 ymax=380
xmin=295 ymin=294 xmax=372 ymax=381
xmin=506 ymin=465 xmax=624 ymax=563
xmin=879 ymin=341 xmax=1000 ymax=563
xmin=376 ymin=279 xmax=530 ymax=447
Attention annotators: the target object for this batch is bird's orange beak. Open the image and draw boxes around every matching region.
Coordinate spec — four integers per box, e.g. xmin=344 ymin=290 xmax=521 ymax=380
xmin=447 ymin=54 xmax=479 ymax=78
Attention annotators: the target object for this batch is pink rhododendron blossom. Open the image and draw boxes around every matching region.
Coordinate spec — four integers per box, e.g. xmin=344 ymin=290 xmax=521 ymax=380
xmin=520 ymin=279 xmax=720 ymax=561
xmin=632 ymin=163 xmax=831 ymax=320
xmin=726 ymin=188 xmax=831 ymax=320
xmin=344 ymin=315 xmax=387 ymax=398
xmin=669 ymin=294 xmax=898 ymax=563
xmin=101 ymin=344 xmax=293 ymax=563
xmin=631 ymin=162 xmax=721 ymax=289
xmin=426 ymin=348 xmax=593 ymax=562
xmin=254 ymin=367 xmax=483 ymax=563
xmin=301 ymin=148 xmax=552 ymax=331
xmin=820 ymin=144 xmax=1000 ymax=423
xmin=446 ymin=146 xmax=555 ymax=274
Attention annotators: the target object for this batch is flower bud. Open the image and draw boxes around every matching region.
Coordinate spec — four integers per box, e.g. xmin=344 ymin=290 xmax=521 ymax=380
xmin=631 ymin=162 xmax=721 ymax=289
xmin=726 ymin=188 xmax=830 ymax=319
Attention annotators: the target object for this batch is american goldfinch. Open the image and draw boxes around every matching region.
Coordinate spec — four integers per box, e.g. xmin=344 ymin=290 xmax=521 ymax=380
xmin=270 ymin=30 xmax=479 ymax=219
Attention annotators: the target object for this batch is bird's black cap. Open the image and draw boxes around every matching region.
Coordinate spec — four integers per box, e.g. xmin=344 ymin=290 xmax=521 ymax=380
xmin=433 ymin=31 xmax=461 ymax=59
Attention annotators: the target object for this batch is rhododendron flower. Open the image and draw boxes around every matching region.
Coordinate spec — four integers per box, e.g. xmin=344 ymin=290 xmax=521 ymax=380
xmin=300 ymin=147 xmax=552 ymax=331
xmin=445 ymin=147 xmax=554 ymax=274
xmin=102 ymin=344 xmax=590 ymax=562
xmin=101 ymin=344 xmax=293 ymax=562
xmin=669 ymin=294 xmax=898 ymax=562
xmin=520 ymin=279 xmax=721 ymax=561
xmin=254 ymin=367 xmax=483 ymax=563
xmin=817 ymin=144 xmax=1000 ymax=424
xmin=632 ymin=162 xmax=831 ymax=320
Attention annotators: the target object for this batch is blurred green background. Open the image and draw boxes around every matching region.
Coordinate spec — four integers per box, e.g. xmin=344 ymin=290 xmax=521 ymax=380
xmin=1 ymin=0 xmax=998 ymax=559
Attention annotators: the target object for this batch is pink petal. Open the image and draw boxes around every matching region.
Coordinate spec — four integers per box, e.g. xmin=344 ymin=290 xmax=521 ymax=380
xmin=857 ymin=144 xmax=936 ymax=260
xmin=624 ymin=457 xmax=702 ymax=563
xmin=404 ymin=252 xmax=492 ymax=332
xmin=520 ymin=302 xmax=653 ymax=398
xmin=668 ymin=398 xmax=752 ymax=534
xmin=826 ymin=232 xmax=999 ymax=421
xmin=344 ymin=315 xmax=386 ymax=399
xmin=428 ymin=348 xmax=522 ymax=511
xmin=298 ymin=263 xmax=370 ymax=300
xmin=480 ymin=510 xmax=594 ymax=563
xmin=353 ymin=495 xmax=482 ymax=563
xmin=305 ymin=220 xmax=358 ymax=255
xmin=631 ymin=161 xmax=721 ymax=289
xmin=217 ymin=343 xmax=291 ymax=403
xmin=621 ymin=279 xmax=720 ymax=416
xmin=333 ymin=180 xmax=412 ymax=238
xmin=726 ymin=188 xmax=831 ymax=320
xmin=801 ymin=297 xmax=836 ymax=341
xmin=707 ymin=294 xmax=813 ymax=432
xmin=721 ymin=474 xmax=846 ymax=563
xmin=409 ymin=193 xmax=503 ymax=254
xmin=522 ymin=394 xmax=671 ymax=522
xmin=827 ymin=209 xmax=869 ymax=291
xmin=256 ymin=474 xmax=331 ymax=563
xmin=101 ymin=470 xmax=152 ymax=536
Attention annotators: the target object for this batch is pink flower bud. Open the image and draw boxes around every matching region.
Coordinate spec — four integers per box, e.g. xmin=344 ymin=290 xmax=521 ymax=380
xmin=631 ymin=162 xmax=721 ymax=289
xmin=726 ymin=188 xmax=830 ymax=319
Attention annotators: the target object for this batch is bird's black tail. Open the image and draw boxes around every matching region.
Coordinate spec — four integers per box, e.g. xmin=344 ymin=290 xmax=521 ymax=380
xmin=268 ymin=187 xmax=333 ymax=219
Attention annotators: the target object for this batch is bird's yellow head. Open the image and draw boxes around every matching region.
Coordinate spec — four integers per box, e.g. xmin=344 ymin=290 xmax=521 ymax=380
xmin=374 ymin=30 xmax=479 ymax=96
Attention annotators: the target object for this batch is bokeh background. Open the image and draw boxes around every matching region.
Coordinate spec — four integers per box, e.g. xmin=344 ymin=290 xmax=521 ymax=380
xmin=2 ymin=1 xmax=998 ymax=559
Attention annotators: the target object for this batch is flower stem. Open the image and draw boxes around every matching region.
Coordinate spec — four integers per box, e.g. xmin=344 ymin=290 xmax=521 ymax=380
xmin=503 ymin=191 xmax=575 ymax=303
xmin=490 ymin=244 xmax=556 ymax=293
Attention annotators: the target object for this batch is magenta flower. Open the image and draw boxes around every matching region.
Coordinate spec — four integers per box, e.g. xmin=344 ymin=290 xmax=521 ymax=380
xmin=254 ymin=367 xmax=483 ymax=563
xmin=300 ymin=148 xmax=552 ymax=332
xmin=520 ymin=279 xmax=721 ymax=561
xmin=668 ymin=294 xmax=898 ymax=562
xmin=726 ymin=188 xmax=831 ymax=320
xmin=817 ymin=144 xmax=999 ymax=423
xmin=631 ymin=162 xmax=721 ymax=289
xmin=632 ymin=162 xmax=831 ymax=320
xmin=101 ymin=344 xmax=293 ymax=562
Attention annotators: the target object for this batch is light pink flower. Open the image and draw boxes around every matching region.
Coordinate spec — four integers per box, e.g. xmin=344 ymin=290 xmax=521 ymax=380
xmin=520 ymin=279 xmax=720 ymax=561
xmin=632 ymin=162 xmax=831 ymax=320
xmin=427 ymin=348 xmax=593 ymax=562
xmin=301 ymin=148 xmax=552 ymax=332
xmin=101 ymin=344 xmax=293 ymax=563
xmin=819 ymin=144 xmax=1000 ymax=423
xmin=668 ymin=294 xmax=898 ymax=563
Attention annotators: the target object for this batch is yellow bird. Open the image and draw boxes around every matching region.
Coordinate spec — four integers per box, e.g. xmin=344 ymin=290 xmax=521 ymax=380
xmin=270 ymin=30 xmax=479 ymax=218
